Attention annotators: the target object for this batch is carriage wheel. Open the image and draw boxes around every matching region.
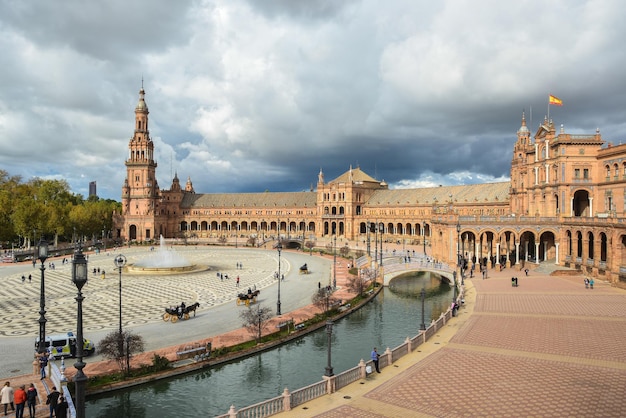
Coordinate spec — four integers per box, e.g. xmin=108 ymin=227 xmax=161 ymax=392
xmin=236 ymin=299 xmax=241 ymax=306
xmin=184 ymin=313 xmax=190 ymax=320
xmin=245 ymin=299 xmax=250 ymax=306
xmin=171 ymin=315 xmax=179 ymax=323
xmin=163 ymin=313 xmax=170 ymax=322
xmin=252 ymin=296 xmax=257 ymax=303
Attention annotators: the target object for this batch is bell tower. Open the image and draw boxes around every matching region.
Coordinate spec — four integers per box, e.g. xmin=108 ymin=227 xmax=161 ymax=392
xmin=120 ymin=86 xmax=159 ymax=241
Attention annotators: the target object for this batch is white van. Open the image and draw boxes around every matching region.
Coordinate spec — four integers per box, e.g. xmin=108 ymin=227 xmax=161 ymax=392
xmin=35 ymin=332 xmax=95 ymax=358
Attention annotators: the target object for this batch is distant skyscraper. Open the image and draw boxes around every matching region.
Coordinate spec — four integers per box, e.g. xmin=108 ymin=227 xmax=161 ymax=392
xmin=89 ymin=181 xmax=97 ymax=197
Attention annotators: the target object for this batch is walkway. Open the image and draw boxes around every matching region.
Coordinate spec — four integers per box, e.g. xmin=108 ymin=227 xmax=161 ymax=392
xmin=272 ymin=267 xmax=626 ymax=417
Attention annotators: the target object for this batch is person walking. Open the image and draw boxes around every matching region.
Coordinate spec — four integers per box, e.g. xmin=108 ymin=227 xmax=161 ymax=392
xmin=371 ymin=347 xmax=381 ymax=373
xmin=236 ymin=276 xmax=240 ymax=287
xmin=1 ymin=381 xmax=15 ymax=416
xmin=45 ymin=387 xmax=59 ymax=418
xmin=54 ymin=396 xmax=68 ymax=418
xmin=26 ymin=384 xmax=37 ymax=418
xmin=590 ymin=278 xmax=595 ymax=289
xmin=14 ymin=385 xmax=26 ymax=418
xmin=39 ymin=353 xmax=49 ymax=380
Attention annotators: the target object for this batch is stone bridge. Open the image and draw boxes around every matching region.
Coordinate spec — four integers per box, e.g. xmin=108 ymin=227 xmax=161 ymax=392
xmin=381 ymin=259 xmax=455 ymax=287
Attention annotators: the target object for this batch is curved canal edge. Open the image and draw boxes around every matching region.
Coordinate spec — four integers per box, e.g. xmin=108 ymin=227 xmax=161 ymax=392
xmin=85 ymin=285 xmax=384 ymax=397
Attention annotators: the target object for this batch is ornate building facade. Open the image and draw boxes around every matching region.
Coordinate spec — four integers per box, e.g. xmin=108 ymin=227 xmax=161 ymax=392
xmin=114 ymin=89 xmax=626 ymax=285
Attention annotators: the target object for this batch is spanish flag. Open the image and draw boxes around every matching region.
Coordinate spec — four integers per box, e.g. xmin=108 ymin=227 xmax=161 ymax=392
xmin=549 ymin=95 xmax=563 ymax=106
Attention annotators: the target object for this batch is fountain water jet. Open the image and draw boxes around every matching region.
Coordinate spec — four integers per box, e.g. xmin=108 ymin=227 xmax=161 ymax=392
xmin=126 ymin=235 xmax=208 ymax=275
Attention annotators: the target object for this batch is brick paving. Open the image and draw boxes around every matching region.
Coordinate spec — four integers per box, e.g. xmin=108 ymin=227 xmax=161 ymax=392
xmin=275 ymin=265 xmax=626 ymax=417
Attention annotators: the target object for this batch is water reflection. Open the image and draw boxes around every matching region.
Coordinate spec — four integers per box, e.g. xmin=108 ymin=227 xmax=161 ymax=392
xmin=87 ymin=270 xmax=452 ymax=417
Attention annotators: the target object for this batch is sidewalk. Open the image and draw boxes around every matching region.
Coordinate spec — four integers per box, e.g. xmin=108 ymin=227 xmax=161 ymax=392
xmin=272 ymin=265 xmax=626 ymax=417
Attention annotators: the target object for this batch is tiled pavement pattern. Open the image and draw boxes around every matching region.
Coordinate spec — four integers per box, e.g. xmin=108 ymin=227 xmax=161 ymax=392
xmin=274 ymin=268 xmax=626 ymax=417
xmin=0 ymin=247 xmax=282 ymax=336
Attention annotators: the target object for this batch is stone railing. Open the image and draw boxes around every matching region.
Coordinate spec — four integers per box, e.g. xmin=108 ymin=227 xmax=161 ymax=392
xmin=216 ymin=299 xmax=457 ymax=417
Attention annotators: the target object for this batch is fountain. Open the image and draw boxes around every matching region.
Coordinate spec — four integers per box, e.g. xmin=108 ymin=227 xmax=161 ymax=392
xmin=126 ymin=235 xmax=208 ymax=275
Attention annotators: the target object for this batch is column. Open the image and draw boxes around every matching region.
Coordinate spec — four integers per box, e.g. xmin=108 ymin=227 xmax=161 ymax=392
xmin=555 ymin=242 xmax=560 ymax=265
xmin=545 ymin=139 xmax=549 ymax=159
xmin=589 ymin=197 xmax=593 ymax=217
xmin=495 ymin=243 xmax=500 ymax=265
xmin=525 ymin=240 xmax=529 ymax=261
xmin=545 ymin=163 xmax=550 ymax=183
xmin=570 ymin=197 xmax=574 ymax=217
xmin=535 ymin=143 xmax=538 ymax=162
xmin=535 ymin=242 xmax=540 ymax=263
xmin=515 ymin=242 xmax=520 ymax=265
xmin=543 ymin=241 xmax=548 ymax=261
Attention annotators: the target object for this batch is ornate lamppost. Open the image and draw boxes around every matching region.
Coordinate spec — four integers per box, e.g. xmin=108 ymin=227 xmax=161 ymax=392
xmin=366 ymin=221 xmax=371 ymax=256
xmin=114 ymin=254 xmax=127 ymax=353
xmin=36 ymin=238 xmax=49 ymax=354
xmin=379 ymin=223 xmax=383 ymax=267
xmin=420 ymin=287 xmax=426 ymax=331
xmin=324 ymin=319 xmax=334 ymax=376
xmin=333 ymin=235 xmax=337 ymax=289
xmin=457 ymin=221 xmax=463 ymax=285
xmin=423 ymin=225 xmax=427 ymax=255
xmin=276 ymin=241 xmax=282 ymax=316
xmin=72 ymin=245 xmax=89 ymax=418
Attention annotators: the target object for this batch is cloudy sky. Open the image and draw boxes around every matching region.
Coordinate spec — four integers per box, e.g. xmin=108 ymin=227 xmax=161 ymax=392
xmin=1 ymin=0 xmax=625 ymax=200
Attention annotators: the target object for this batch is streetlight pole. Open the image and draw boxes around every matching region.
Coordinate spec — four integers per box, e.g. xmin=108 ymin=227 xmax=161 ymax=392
xmin=36 ymin=238 xmax=49 ymax=354
xmin=420 ymin=287 xmax=426 ymax=330
xmin=333 ymin=235 xmax=337 ymax=289
xmin=379 ymin=223 xmax=383 ymax=267
xmin=72 ymin=244 xmax=88 ymax=418
xmin=366 ymin=221 xmax=371 ymax=257
xmin=457 ymin=221 xmax=463 ymax=286
xmin=114 ymin=254 xmax=127 ymax=354
xmin=423 ymin=225 xmax=426 ymax=255
xmin=276 ymin=242 xmax=282 ymax=316
xmin=324 ymin=320 xmax=334 ymax=376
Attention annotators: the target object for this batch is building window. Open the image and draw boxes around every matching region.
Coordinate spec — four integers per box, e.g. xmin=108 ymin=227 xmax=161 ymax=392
xmin=583 ymin=169 xmax=589 ymax=179
xmin=574 ymin=169 xmax=580 ymax=179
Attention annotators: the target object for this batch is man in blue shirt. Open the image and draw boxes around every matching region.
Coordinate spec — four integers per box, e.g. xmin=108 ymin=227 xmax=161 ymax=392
xmin=371 ymin=347 xmax=380 ymax=373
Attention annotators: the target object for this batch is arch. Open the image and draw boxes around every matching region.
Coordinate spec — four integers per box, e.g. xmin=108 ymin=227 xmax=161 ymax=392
xmin=339 ymin=206 xmax=345 ymax=215
xmin=129 ymin=225 xmax=137 ymax=240
xmin=576 ymin=231 xmax=583 ymax=258
xmin=600 ymin=232 xmax=608 ymax=263
xmin=201 ymin=221 xmax=208 ymax=231
xmin=211 ymin=221 xmax=219 ymax=231
xmin=191 ymin=221 xmax=198 ymax=231
xmin=587 ymin=231 xmax=594 ymax=260
xmin=573 ymin=190 xmax=590 ymax=216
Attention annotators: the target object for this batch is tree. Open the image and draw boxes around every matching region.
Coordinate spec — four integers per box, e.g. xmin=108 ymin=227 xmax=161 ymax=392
xmin=239 ymin=304 xmax=273 ymax=343
xmin=305 ymin=240 xmax=315 ymax=255
xmin=311 ymin=288 xmax=338 ymax=313
xmin=247 ymin=236 xmax=257 ymax=247
xmin=346 ymin=273 xmax=366 ymax=296
xmin=97 ymin=330 xmax=145 ymax=374
xmin=339 ymin=244 xmax=350 ymax=257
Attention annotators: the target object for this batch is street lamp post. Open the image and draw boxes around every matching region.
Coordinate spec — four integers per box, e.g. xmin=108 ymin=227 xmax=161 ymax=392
xmin=420 ymin=287 xmax=426 ymax=330
xmin=114 ymin=255 xmax=127 ymax=354
xmin=324 ymin=320 xmax=334 ymax=376
xmin=333 ymin=235 xmax=337 ymax=289
xmin=72 ymin=245 xmax=89 ymax=418
xmin=366 ymin=221 xmax=371 ymax=256
xmin=452 ymin=271 xmax=457 ymax=303
xmin=36 ymin=239 xmax=49 ymax=354
xmin=379 ymin=223 xmax=383 ymax=267
xmin=423 ymin=226 xmax=426 ymax=255
xmin=457 ymin=221 xmax=463 ymax=285
xmin=276 ymin=242 xmax=282 ymax=316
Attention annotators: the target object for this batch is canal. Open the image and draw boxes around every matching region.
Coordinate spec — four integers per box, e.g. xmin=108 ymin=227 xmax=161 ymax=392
xmin=86 ymin=271 xmax=453 ymax=417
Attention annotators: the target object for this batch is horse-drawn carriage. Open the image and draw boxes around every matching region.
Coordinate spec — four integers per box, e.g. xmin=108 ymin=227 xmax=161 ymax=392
xmin=236 ymin=289 xmax=260 ymax=306
xmin=299 ymin=263 xmax=309 ymax=274
xmin=163 ymin=302 xmax=200 ymax=323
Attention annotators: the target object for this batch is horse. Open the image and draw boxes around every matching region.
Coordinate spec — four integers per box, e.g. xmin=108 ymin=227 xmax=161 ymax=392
xmin=184 ymin=302 xmax=201 ymax=317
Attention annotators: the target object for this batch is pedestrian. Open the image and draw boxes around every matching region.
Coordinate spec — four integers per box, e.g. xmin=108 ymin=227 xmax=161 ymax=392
xmin=590 ymin=278 xmax=594 ymax=289
xmin=28 ymin=274 xmax=32 ymax=284
xmin=371 ymin=347 xmax=381 ymax=373
xmin=14 ymin=385 xmax=26 ymax=418
xmin=46 ymin=386 xmax=60 ymax=418
xmin=26 ymin=383 xmax=37 ymax=418
xmin=524 ymin=268 xmax=529 ymax=276
xmin=318 ymin=281 xmax=321 ymax=289
xmin=1 ymin=381 xmax=15 ymax=415
xmin=236 ymin=276 xmax=240 ymax=287
xmin=54 ymin=396 xmax=68 ymax=418
xmin=21 ymin=275 xmax=25 ymax=284
xmin=39 ymin=353 xmax=49 ymax=380
xmin=584 ymin=278 xmax=589 ymax=289
xmin=281 ymin=274 xmax=285 ymax=281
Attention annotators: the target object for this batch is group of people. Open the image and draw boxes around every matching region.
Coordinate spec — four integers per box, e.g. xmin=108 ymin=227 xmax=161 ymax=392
xmin=19 ymin=274 xmax=32 ymax=284
xmin=1 ymin=381 xmax=67 ymax=418
xmin=584 ymin=277 xmax=595 ymax=289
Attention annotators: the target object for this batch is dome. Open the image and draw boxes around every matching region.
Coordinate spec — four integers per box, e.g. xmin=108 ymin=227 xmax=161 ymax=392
xmin=135 ymin=88 xmax=149 ymax=112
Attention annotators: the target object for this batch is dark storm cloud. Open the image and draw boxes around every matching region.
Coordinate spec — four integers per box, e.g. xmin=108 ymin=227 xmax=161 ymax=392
xmin=0 ymin=0 xmax=625 ymax=199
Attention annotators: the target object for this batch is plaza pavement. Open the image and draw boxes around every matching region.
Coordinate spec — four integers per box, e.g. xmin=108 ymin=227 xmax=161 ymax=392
xmin=0 ymin=244 xmax=352 ymax=417
xmin=5 ymin=244 xmax=626 ymax=417
xmin=272 ymin=265 xmax=626 ymax=417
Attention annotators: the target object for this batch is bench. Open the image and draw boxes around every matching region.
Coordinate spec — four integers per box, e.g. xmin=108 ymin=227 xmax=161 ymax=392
xmin=276 ymin=320 xmax=294 ymax=331
xmin=176 ymin=345 xmax=209 ymax=360
xmin=294 ymin=323 xmax=306 ymax=331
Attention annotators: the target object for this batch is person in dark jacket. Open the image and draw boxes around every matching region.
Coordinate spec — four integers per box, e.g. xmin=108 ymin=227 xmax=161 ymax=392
xmin=54 ymin=396 xmax=68 ymax=418
xmin=46 ymin=387 xmax=59 ymax=418
xmin=26 ymin=383 xmax=38 ymax=418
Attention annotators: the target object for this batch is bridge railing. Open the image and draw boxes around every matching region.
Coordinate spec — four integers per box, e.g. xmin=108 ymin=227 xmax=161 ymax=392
xmin=217 ymin=291 xmax=462 ymax=417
